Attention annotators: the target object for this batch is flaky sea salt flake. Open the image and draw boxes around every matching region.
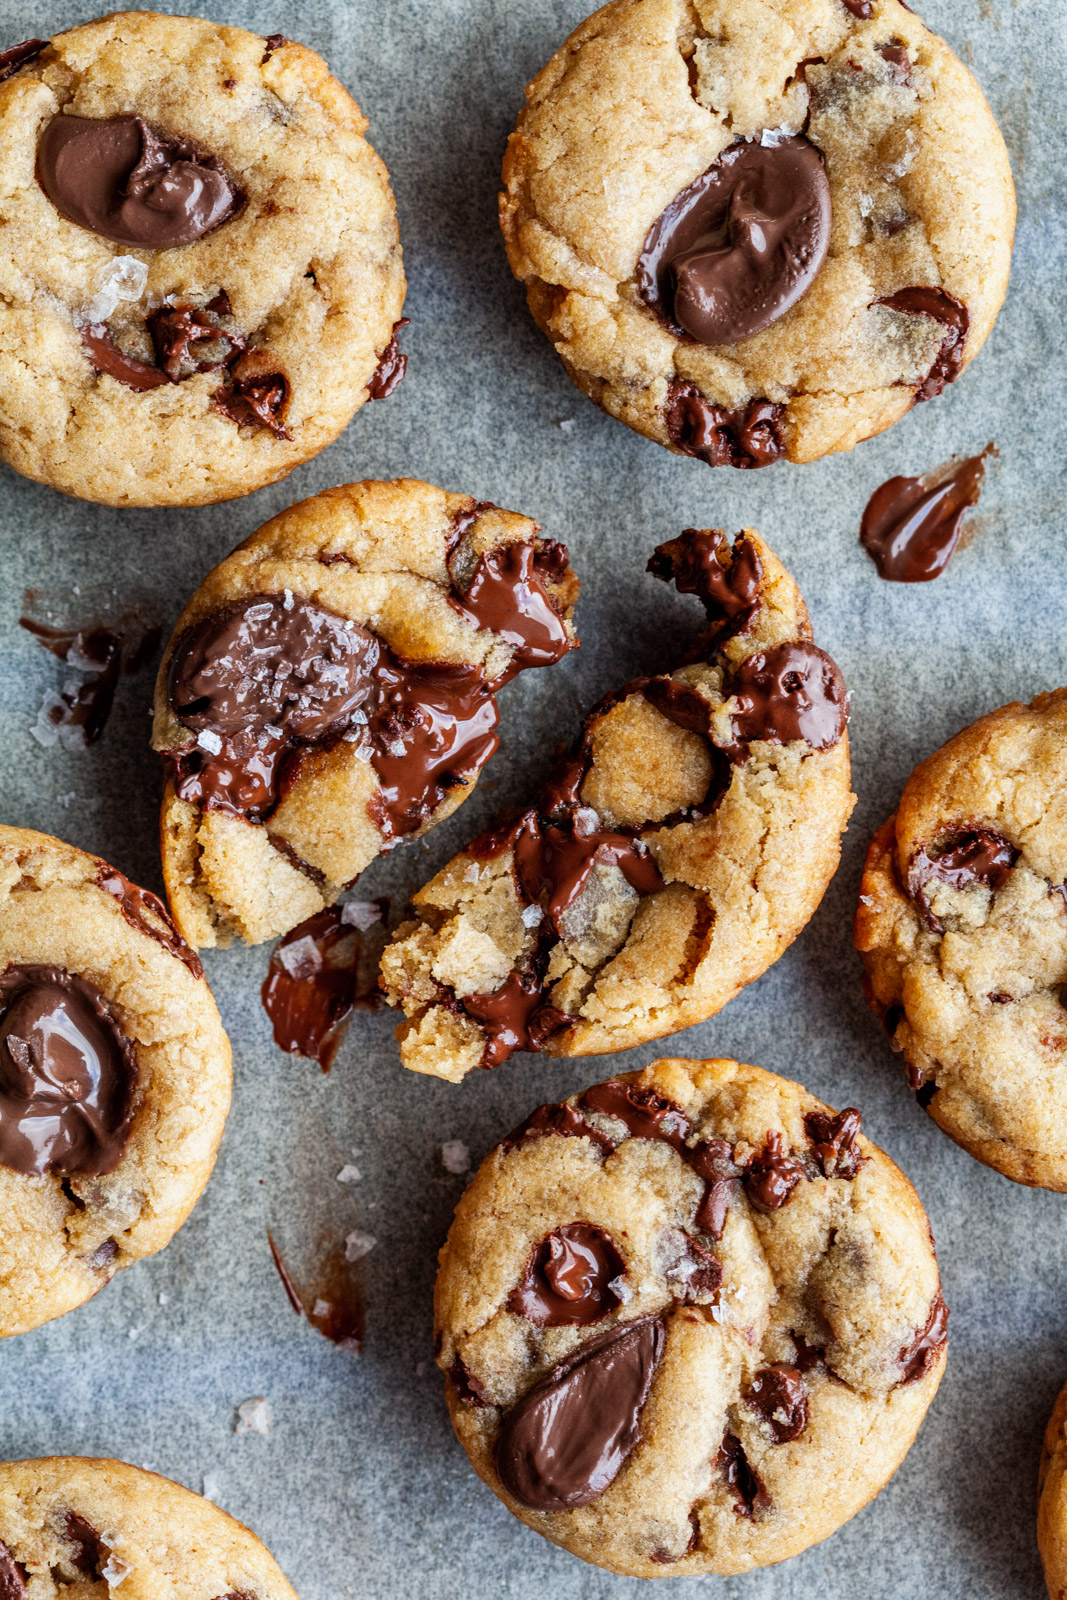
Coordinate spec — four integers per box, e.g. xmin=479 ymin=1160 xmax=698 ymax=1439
xmin=344 ymin=1229 xmax=377 ymax=1262
xmin=235 ymin=1397 xmax=271 ymax=1436
xmin=441 ymin=1140 xmax=470 ymax=1175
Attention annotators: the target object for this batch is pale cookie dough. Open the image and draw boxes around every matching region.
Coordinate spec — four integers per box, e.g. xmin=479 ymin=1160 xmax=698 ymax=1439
xmin=856 ymin=689 xmax=1067 ymax=1191
xmin=0 ymin=1456 xmax=298 ymax=1597
xmin=436 ymin=1057 xmax=947 ymax=1578
xmin=1039 ymin=1378 xmax=1067 ymax=1600
xmin=0 ymin=826 xmax=231 ymax=1338
xmin=500 ymin=0 xmax=1014 ymax=467
xmin=152 ymin=478 xmax=579 ymax=949
xmin=0 ymin=13 xmax=404 ymax=506
xmin=382 ymin=527 xmax=855 ymax=1081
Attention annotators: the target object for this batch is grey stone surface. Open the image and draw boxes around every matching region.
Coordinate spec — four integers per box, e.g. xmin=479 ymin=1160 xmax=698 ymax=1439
xmin=0 ymin=0 xmax=1062 ymax=1595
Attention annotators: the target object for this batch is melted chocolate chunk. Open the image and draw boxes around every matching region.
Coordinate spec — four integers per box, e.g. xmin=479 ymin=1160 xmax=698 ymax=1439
xmin=804 ymin=1106 xmax=866 ymax=1179
xmin=147 ymin=301 xmax=246 ymax=381
xmin=261 ymin=902 xmax=386 ymax=1071
xmin=0 ymin=38 xmax=47 ymax=82
xmin=662 ymin=1233 xmax=723 ymax=1301
xmin=508 ymin=1223 xmax=625 ymax=1326
xmin=840 ymin=0 xmax=872 ymax=15
xmin=686 ymin=1138 xmax=742 ymax=1238
xmin=744 ymin=1130 xmax=805 ymax=1212
xmin=0 ymin=965 xmax=138 ymax=1177
xmin=449 ymin=1356 xmax=490 ymax=1406
xmin=665 ymin=382 xmax=785 ymax=469
xmin=790 ymin=1332 xmax=825 ymax=1371
xmin=647 ymin=530 xmax=763 ymax=638
xmin=898 ymin=1290 xmax=948 ymax=1384
xmin=860 ymin=447 xmax=993 ymax=582
xmin=637 ymin=137 xmax=831 ymax=345
xmin=495 ymin=1315 xmax=666 ymax=1510
xmin=37 ymin=114 xmax=241 ymax=249
xmin=747 ymin=1364 xmax=809 ymax=1442
xmin=461 ymin=968 xmax=572 ymax=1068
xmin=875 ymin=286 xmax=970 ymax=402
xmin=447 ymin=538 xmax=573 ymax=678
xmin=717 ymin=1432 xmax=770 ymax=1517
xmin=0 ymin=1539 xmax=26 ymax=1600
xmin=82 ymin=324 xmax=168 ymax=392
xmin=581 ymin=1080 xmax=690 ymax=1149
xmin=500 ymin=1099 xmax=615 ymax=1154
xmin=214 ymin=371 xmax=292 ymax=437
xmin=368 ymin=318 xmax=409 ymax=399
xmin=907 ymin=827 xmax=1018 ymax=932
xmin=726 ymin=641 xmax=848 ymax=760
xmin=65 ymin=1514 xmax=105 ymax=1579
xmin=97 ymin=864 xmax=203 ymax=980
xmin=512 ymin=806 xmax=666 ymax=935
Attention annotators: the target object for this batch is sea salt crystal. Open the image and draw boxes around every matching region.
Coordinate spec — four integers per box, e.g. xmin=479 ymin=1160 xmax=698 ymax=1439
xmin=341 ymin=901 xmax=381 ymax=931
xmin=344 ymin=1229 xmax=377 ymax=1262
xmin=276 ymin=935 xmax=321 ymax=979
xmin=608 ymin=1274 xmax=633 ymax=1303
xmin=521 ymin=904 xmax=543 ymax=928
xmin=313 ymin=1298 xmax=330 ymax=1319
xmin=83 ymin=254 xmax=148 ymax=322
xmin=337 ymin=1164 xmax=362 ymax=1184
xmin=201 ymin=1473 xmax=222 ymax=1503
xmin=235 ymin=1397 xmax=271 ymax=1436
xmin=101 ymin=1550 xmax=132 ymax=1586
xmin=441 ymin=1140 xmax=470 ymax=1175
xmin=558 ymin=418 xmax=576 ymax=433
xmin=196 ymin=728 xmax=223 ymax=755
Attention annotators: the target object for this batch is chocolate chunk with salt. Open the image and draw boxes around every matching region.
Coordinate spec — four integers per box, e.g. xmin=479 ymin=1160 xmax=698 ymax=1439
xmin=508 ymin=1223 xmax=625 ymax=1326
xmin=747 ymin=1364 xmax=809 ymax=1443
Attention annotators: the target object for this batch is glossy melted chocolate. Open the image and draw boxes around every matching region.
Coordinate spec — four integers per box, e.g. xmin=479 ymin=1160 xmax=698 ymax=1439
xmin=860 ymin=447 xmax=993 ymax=582
xmin=664 ymin=382 xmax=785 ymax=469
xmin=508 ymin=1223 xmax=625 ymax=1326
xmin=726 ymin=641 xmax=848 ymax=760
xmin=876 ymin=286 xmax=970 ymax=402
xmin=907 ymin=826 xmax=1018 ymax=932
xmin=97 ymin=864 xmax=203 ymax=980
xmin=0 ymin=38 xmax=46 ymax=82
xmin=746 ymin=1364 xmax=809 ymax=1443
xmin=647 ymin=529 xmax=763 ymax=638
xmin=368 ymin=318 xmax=409 ymax=399
xmin=261 ymin=902 xmax=385 ymax=1070
xmin=898 ymin=1291 xmax=948 ymax=1383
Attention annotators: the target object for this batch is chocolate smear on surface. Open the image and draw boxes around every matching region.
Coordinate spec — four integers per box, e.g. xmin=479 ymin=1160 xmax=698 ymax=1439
xmin=581 ymin=1080 xmax=690 ymax=1149
xmin=804 ymin=1107 xmax=866 ymax=1179
xmin=665 ymin=382 xmax=785 ymax=469
xmin=37 ymin=114 xmax=242 ymax=249
xmin=266 ymin=1230 xmax=364 ymax=1352
xmin=508 ymin=1223 xmax=625 ymax=1326
xmin=261 ymin=900 xmax=387 ymax=1071
xmin=725 ymin=641 xmax=848 ymax=760
xmin=147 ymin=301 xmax=246 ymax=381
xmin=647 ymin=529 xmax=762 ymax=639
xmin=97 ymin=863 xmax=203 ymax=980
xmin=898 ymin=1290 xmax=948 ymax=1384
xmin=718 ymin=1432 xmax=771 ymax=1517
xmin=214 ymin=371 xmax=292 ymax=437
xmin=496 ymin=1315 xmax=665 ymax=1510
xmin=907 ymin=826 xmax=1018 ymax=932
xmin=500 ymin=1098 xmax=614 ymax=1155
xmin=744 ymin=1130 xmax=806 ymax=1212
xmin=747 ymin=1364 xmax=809 ymax=1442
xmin=0 ymin=38 xmax=47 ymax=82
xmin=81 ymin=324 xmax=168 ymax=391
xmin=21 ymin=593 xmax=162 ymax=749
xmin=368 ymin=317 xmax=409 ymax=399
xmin=686 ymin=1138 xmax=742 ymax=1237
xmin=860 ymin=446 xmax=994 ymax=582
xmin=0 ymin=964 xmax=138 ymax=1178
xmin=637 ymin=138 xmax=831 ymax=345
xmin=447 ymin=536 xmax=573 ymax=677
xmin=875 ymin=286 xmax=970 ymax=402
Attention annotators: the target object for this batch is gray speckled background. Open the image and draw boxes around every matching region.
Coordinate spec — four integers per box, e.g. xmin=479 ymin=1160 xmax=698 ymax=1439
xmin=0 ymin=1 xmax=1063 ymax=1595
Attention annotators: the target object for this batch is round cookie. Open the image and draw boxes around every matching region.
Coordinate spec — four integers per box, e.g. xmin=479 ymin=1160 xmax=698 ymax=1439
xmin=500 ymin=0 xmax=1014 ymax=468
xmin=1039 ymin=1379 xmax=1067 ymax=1600
xmin=435 ymin=1057 xmax=947 ymax=1577
xmin=0 ymin=825 xmax=232 ymax=1337
xmin=0 ymin=1456 xmax=297 ymax=1597
xmin=152 ymin=479 xmax=579 ymax=949
xmin=382 ymin=527 xmax=855 ymax=1080
xmin=0 ymin=13 xmax=405 ymax=506
xmin=855 ymin=690 xmax=1067 ymax=1190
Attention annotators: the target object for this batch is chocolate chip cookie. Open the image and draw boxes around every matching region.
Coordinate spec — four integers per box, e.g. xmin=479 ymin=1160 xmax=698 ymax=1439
xmin=152 ymin=479 xmax=579 ymax=948
xmin=500 ymin=0 xmax=1014 ymax=468
xmin=0 ymin=13 xmax=405 ymax=506
xmin=856 ymin=690 xmax=1067 ymax=1190
xmin=0 ymin=825 xmax=231 ymax=1337
xmin=1039 ymin=1378 xmax=1067 ymax=1600
xmin=381 ymin=528 xmax=854 ymax=1080
xmin=0 ymin=1456 xmax=297 ymax=1596
xmin=436 ymin=1057 xmax=947 ymax=1577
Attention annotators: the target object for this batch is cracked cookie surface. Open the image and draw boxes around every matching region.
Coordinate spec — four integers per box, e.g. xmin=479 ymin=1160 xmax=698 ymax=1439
xmin=0 ymin=826 xmax=231 ymax=1338
xmin=381 ymin=527 xmax=854 ymax=1080
xmin=856 ymin=690 xmax=1067 ymax=1190
xmin=435 ymin=1057 xmax=946 ymax=1577
xmin=152 ymin=478 xmax=579 ymax=949
xmin=500 ymin=0 xmax=1014 ymax=467
xmin=0 ymin=1456 xmax=297 ymax=1597
xmin=0 ymin=12 xmax=404 ymax=506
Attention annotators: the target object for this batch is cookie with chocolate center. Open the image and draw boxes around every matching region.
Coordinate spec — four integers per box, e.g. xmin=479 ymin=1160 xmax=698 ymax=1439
xmin=0 ymin=826 xmax=231 ymax=1337
xmin=436 ymin=1058 xmax=946 ymax=1577
xmin=856 ymin=689 xmax=1067 ymax=1190
xmin=0 ymin=13 xmax=405 ymax=505
xmin=381 ymin=527 xmax=854 ymax=1079
xmin=500 ymin=0 xmax=1014 ymax=468
xmin=152 ymin=478 xmax=579 ymax=948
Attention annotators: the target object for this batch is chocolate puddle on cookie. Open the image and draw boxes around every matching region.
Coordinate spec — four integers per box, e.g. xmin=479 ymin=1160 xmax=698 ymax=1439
xmin=261 ymin=899 xmax=387 ymax=1070
xmin=860 ymin=445 xmax=996 ymax=582
xmin=21 ymin=589 xmax=163 ymax=748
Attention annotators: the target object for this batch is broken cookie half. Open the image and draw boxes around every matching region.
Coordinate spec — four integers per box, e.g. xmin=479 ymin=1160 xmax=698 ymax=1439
xmin=152 ymin=478 xmax=579 ymax=947
xmin=381 ymin=528 xmax=855 ymax=1081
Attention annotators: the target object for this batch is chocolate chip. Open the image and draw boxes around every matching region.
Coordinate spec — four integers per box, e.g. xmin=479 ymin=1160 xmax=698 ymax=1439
xmin=262 ymin=32 xmax=290 ymax=60
xmin=512 ymin=806 xmax=666 ymax=936
xmin=508 ymin=1224 xmax=625 ymax=1326
xmin=147 ymin=302 xmax=246 ymax=381
xmin=915 ymin=1081 xmax=938 ymax=1109
xmin=875 ymin=287 xmax=970 ymax=402
xmin=860 ymin=448 xmax=992 ymax=582
xmin=447 ymin=527 xmax=574 ymax=678
xmin=877 ymin=40 xmax=912 ymax=84
xmin=637 ymin=138 xmax=831 ymax=345
xmin=581 ymin=1080 xmax=691 ymax=1149
xmin=744 ymin=1130 xmax=806 ymax=1212
xmin=726 ymin=641 xmax=848 ymax=760
xmin=81 ymin=324 xmax=168 ymax=392
xmin=664 ymin=382 xmax=785 ymax=469
xmin=717 ymin=1431 xmax=770 ymax=1517
xmin=0 ymin=965 xmax=139 ymax=1178
xmin=646 ymin=529 xmax=763 ymax=638
xmin=19 ymin=616 xmax=127 ymax=744
xmin=686 ymin=1138 xmax=742 ymax=1238
xmin=0 ymin=1539 xmax=27 ymax=1600
xmin=37 ymin=115 xmax=242 ymax=249
xmin=81 ymin=1236 xmax=119 ymax=1271
xmin=461 ymin=967 xmax=574 ymax=1068
xmin=500 ymin=1099 xmax=615 ymax=1155
xmin=907 ymin=827 xmax=1018 ymax=932
xmin=495 ymin=1316 xmax=666 ymax=1510
xmin=65 ymin=1514 xmax=105 ymax=1579
xmin=0 ymin=38 xmax=47 ymax=82
xmin=746 ymin=1364 xmax=809 ymax=1442
xmin=213 ymin=371 xmax=292 ymax=437
xmin=803 ymin=1107 xmax=866 ymax=1180
xmin=790 ymin=1331 xmax=824 ymax=1371
xmin=97 ymin=864 xmax=203 ymax=979
xmin=368 ymin=318 xmax=409 ymax=399
xmin=840 ymin=0 xmax=872 ymax=15
xmin=897 ymin=1290 xmax=948 ymax=1383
